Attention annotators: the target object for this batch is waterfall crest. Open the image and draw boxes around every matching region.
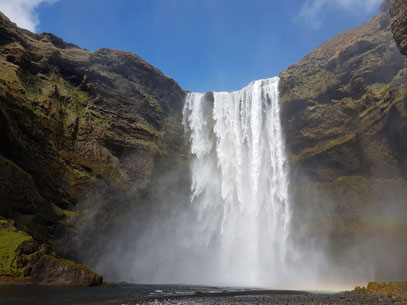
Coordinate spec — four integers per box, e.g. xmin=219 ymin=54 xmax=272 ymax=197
xmin=182 ymin=77 xmax=291 ymax=286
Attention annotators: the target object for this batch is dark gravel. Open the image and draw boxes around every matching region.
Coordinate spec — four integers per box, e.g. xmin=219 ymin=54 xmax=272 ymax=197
xmin=138 ymin=292 xmax=405 ymax=305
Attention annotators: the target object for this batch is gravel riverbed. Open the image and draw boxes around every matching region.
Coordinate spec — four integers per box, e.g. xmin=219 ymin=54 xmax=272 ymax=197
xmin=137 ymin=292 xmax=405 ymax=305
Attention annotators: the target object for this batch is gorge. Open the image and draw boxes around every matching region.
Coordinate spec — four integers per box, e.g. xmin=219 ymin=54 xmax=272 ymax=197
xmin=0 ymin=0 xmax=406 ymax=294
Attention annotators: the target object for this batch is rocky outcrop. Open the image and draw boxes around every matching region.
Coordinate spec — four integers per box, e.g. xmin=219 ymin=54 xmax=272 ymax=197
xmin=31 ymin=255 xmax=103 ymax=286
xmin=352 ymin=281 xmax=407 ymax=299
xmin=280 ymin=8 xmax=407 ymax=183
xmin=0 ymin=220 xmax=35 ymax=280
xmin=0 ymin=220 xmax=101 ymax=286
xmin=279 ymin=4 xmax=407 ymax=280
xmin=390 ymin=0 xmax=407 ymax=56
xmin=0 ymin=11 xmax=187 ymax=282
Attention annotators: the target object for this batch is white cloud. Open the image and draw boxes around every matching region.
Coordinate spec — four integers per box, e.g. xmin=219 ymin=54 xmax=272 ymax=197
xmin=0 ymin=0 xmax=58 ymax=32
xmin=299 ymin=0 xmax=383 ymax=29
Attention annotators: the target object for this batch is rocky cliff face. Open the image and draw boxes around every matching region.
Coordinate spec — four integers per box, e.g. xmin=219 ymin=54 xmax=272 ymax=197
xmin=279 ymin=4 xmax=407 ymax=280
xmin=280 ymin=5 xmax=407 ymax=183
xmin=0 ymin=12 xmax=187 ymax=282
xmin=390 ymin=0 xmax=407 ymax=56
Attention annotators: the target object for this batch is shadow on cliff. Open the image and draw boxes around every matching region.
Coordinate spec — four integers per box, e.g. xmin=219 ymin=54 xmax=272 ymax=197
xmin=286 ymin=164 xmax=407 ymax=288
xmin=71 ymin=159 xmax=193 ymax=283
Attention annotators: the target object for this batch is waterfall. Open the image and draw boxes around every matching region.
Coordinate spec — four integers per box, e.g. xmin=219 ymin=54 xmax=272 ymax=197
xmin=181 ymin=77 xmax=291 ymax=287
xmin=91 ymin=77 xmax=380 ymax=289
xmin=113 ymin=77 xmax=292 ymax=288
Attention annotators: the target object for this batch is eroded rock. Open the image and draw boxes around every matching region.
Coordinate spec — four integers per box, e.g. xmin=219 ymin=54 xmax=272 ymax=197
xmin=279 ymin=3 xmax=407 ymax=281
xmin=390 ymin=0 xmax=407 ymax=56
xmin=0 ymin=11 xmax=188 ymax=261
xmin=0 ymin=219 xmax=102 ymax=286
xmin=31 ymin=255 xmax=103 ymax=286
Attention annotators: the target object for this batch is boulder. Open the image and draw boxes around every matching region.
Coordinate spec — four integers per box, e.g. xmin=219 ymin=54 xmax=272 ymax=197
xmin=0 ymin=219 xmax=102 ymax=286
xmin=31 ymin=255 xmax=103 ymax=286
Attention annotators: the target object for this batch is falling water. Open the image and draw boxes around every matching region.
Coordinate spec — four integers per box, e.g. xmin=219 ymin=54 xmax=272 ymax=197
xmin=102 ymin=77 xmax=292 ymax=287
xmin=181 ymin=77 xmax=291 ymax=287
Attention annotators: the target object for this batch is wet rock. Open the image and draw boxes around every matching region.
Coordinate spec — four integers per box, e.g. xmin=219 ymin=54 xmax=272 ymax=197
xmin=16 ymin=240 xmax=39 ymax=255
xmin=31 ymin=255 xmax=103 ymax=286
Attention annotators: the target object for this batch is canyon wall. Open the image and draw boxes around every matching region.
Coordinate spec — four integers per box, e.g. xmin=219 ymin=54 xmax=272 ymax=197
xmin=279 ymin=2 xmax=407 ymax=281
xmin=390 ymin=0 xmax=407 ymax=57
xmin=0 ymin=12 xmax=187 ymax=282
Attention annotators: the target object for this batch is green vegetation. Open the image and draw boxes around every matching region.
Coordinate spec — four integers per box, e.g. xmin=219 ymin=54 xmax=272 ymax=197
xmin=353 ymin=281 xmax=407 ymax=299
xmin=70 ymin=90 xmax=88 ymax=103
xmin=134 ymin=122 xmax=161 ymax=138
xmin=291 ymin=133 xmax=356 ymax=162
xmin=51 ymin=203 xmax=78 ymax=219
xmin=0 ymin=220 xmax=33 ymax=278
xmin=53 ymin=256 xmax=93 ymax=272
xmin=17 ymin=69 xmax=89 ymax=117
xmin=279 ymin=68 xmax=329 ymax=103
xmin=146 ymin=96 xmax=163 ymax=113
xmin=133 ymin=139 xmax=165 ymax=155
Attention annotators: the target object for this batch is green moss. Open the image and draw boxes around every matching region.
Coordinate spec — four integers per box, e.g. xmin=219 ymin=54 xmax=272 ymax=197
xmin=51 ymin=203 xmax=78 ymax=219
xmin=133 ymin=139 xmax=166 ymax=155
xmin=0 ymin=221 xmax=33 ymax=277
xmin=307 ymin=70 xmax=328 ymax=98
xmin=392 ymin=85 xmax=407 ymax=109
xmin=53 ymin=256 xmax=92 ymax=272
xmin=17 ymin=70 xmax=89 ymax=117
xmin=134 ymin=122 xmax=161 ymax=137
xmin=17 ymin=69 xmax=44 ymax=100
xmin=281 ymin=69 xmax=329 ymax=102
xmin=146 ymin=96 xmax=162 ymax=113
xmin=70 ymin=90 xmax=88 ymax=103
xmin=292 ymin=133 xmax=356 ymax=162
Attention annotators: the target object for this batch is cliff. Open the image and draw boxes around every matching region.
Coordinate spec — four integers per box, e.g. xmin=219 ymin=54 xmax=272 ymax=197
xmin=390 ymin=0 xmax=407 ymax=56
xmin=279 ymin=3 xmax=407 ymax=280
xmin=0 ymin=12 xmax=187 ymax=283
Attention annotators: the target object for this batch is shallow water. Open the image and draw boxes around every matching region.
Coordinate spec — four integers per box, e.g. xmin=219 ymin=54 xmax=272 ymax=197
xmin=0 ymin=284 xmax=256 ymax=305
xmin=0 ymin=284 xmax=397 ymax=305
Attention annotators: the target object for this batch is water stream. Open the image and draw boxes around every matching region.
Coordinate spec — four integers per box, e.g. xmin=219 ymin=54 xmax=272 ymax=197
xmin=181 ymin=77 xmax=291 ymax=287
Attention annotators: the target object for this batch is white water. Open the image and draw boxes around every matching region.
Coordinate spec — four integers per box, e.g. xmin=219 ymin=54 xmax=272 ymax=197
xmin=181 ymin=77 xmax=291 ymax=287
xmin=109 ymin=77 xmax=292 ymax=288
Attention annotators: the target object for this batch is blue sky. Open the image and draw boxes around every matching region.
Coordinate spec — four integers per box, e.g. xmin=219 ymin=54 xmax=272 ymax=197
xmin=0 ymin=0 xmax=383 ymax=92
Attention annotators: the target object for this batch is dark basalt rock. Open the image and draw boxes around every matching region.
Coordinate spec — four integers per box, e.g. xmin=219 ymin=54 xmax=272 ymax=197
xmin=0 ymin=11 xmax=188 ymax=282
xmin=0 ymin=220 xmax=100 ymax=286
xmin=16 ymin=240 xmax=39 ymax=255
xmin=279 ymin=4 xmax=407 ymax=281
xmin=279 ymin=6 xmax=407 ymax=182
xmin=390 ymin=0 xmax=407 ymax=56
xmin=31 ymin=255 xmax=103 ymax=286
